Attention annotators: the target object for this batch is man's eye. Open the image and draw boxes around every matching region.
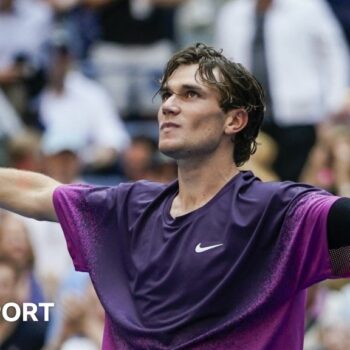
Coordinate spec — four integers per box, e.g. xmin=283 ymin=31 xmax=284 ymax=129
xmin=161 ymin=92 xmax=171 ymax=101
xmin=186 ymin=91 xmax=198 ymax=98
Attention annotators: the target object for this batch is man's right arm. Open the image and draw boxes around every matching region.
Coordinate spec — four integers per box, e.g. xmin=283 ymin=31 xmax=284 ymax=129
xmin=0 ymin=168 xmax=61 ymax=222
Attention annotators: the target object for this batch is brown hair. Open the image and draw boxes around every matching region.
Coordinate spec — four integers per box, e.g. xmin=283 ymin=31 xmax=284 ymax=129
xmin=159 ymin=43 xmax=265 ymax=166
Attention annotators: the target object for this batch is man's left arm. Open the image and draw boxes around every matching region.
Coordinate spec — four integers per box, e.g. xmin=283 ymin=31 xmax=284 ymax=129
xmin=327 ymin=197 xmax=350 ymax=250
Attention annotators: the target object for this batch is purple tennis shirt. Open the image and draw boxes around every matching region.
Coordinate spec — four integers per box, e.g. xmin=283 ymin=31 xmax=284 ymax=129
xmin=52 ymin=171 xmax=349 ymax=349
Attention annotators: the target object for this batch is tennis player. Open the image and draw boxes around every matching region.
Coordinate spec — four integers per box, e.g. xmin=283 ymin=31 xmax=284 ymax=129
xmin=0 ymin=43 xmax=349 ymax=349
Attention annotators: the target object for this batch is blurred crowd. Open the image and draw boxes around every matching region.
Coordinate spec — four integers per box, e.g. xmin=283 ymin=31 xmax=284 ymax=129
xmin=1 ymin=0 xmax=350 ymax=349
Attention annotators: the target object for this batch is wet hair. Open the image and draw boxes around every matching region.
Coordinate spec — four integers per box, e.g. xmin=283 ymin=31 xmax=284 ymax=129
xmin=159 ymin=43 xmax=265 ymax=166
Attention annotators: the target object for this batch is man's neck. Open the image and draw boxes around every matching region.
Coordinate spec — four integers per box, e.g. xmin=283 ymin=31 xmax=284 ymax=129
xmin=170 ymin=155 xmax=239 ymax=218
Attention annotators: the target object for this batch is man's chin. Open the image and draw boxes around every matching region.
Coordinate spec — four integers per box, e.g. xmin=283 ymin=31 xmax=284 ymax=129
xmin=160 ymin=148 xmax=196 ymax=161
xmin=159 ymin=147 xmax=179 ymax=160
xmin=158 ymin=144 xmax=185 ymax=160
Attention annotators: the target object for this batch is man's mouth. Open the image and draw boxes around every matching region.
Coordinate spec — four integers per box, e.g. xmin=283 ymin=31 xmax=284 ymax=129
xmin=160 ymin=122 xmax=180 ymax=130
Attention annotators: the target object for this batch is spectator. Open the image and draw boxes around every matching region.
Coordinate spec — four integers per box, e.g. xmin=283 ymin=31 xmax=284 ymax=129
xmin=0 ymin=89 xmax=24 ymax=166
xmin=47 ymin=280 xmax=104 ymax=350
xmin=316 ymin=286 xmax=350 ymax=349
xmin=0 ymin=213 xmax=46 ymax=306
xmin=41 ymin=132 xmax=82 ymax=184
xmin=143 ymin=152 xmax=177 ymax=183
xmin=0 ymin=89 xmax=23 ymax=138
xmin=215 ymin=0 xmax=350 ymax=181
xmin=176 ymin=0 xmax=226 ymax=47
xmin=38 ymin=38 xmax=130 ymax=174
xmin=120 ymin=135 xmax=158 ymax=181
xmin=0 ymin=0 xmax=52 ymax=125
xmin=240 ymin=131 xmax=279 ymax=181
xmin=0 ymin=0 xmax=52 ymax=70
xmin=120 ymin=135 xmax=177 ymax=183
xmin=304 ymin=285 xmax=328 ymax=350
xmin=46 ymin=0 xmax=99 ymax=63
xmin=0 ymin=256 xmax=47 ymax=350
xmin=300 ymin=123 xmax=350 ymax=197
xmin=6 ymin=128 xmax=42 ymax=172
xmin=87 ymin=0 xmax=183 ymax=122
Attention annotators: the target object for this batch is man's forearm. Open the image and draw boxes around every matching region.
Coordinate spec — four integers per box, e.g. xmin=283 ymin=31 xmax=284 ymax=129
xmin=0 ymin=168 xmax=60 ymax=221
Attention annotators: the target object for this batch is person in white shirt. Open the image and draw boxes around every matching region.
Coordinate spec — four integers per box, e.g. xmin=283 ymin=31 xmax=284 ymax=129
xmin=39 ymin=42 xmax=130 ymax=172
xmin=0 ymin=0 xmax=52 ymax=72
xmin=215 ymin=0 xmax=350 ymax=181
xmin=0 ymin=0 xmax=52 ymax=126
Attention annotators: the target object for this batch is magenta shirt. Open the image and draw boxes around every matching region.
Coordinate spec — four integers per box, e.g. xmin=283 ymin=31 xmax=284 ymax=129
xmin=53 ymin=171 xmax=348 ymax=349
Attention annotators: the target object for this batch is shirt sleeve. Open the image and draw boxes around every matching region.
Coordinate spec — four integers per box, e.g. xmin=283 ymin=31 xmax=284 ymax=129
xmin=52 ymin=184 xmax=119 ymax=272
xmin=280 ymin=191 xmax=348 ymax=290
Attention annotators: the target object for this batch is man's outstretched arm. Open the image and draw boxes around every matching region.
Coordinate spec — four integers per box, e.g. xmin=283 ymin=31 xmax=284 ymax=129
xmin=0 ymin=168 xmax=60 ymax=222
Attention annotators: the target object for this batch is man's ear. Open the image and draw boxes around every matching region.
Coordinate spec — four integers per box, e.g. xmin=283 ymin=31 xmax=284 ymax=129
xmin=224 ymin=109 xmax=248 ymax=136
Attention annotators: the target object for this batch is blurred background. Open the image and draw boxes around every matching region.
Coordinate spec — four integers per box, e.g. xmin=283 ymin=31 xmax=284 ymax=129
xmin=1 ymin=0 xmax=350 ymax=349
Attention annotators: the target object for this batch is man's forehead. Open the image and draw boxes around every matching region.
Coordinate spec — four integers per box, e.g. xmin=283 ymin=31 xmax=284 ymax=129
xmin=164 ymin=64 xmax=222 ymax=89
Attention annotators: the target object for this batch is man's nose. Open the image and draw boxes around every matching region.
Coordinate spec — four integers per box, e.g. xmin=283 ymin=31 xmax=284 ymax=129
xmin=161 ymin=95 xmax=181 ymax=116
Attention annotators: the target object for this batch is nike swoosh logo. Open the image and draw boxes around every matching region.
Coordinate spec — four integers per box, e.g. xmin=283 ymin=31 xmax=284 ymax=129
xmin=195 ymin=243 xmax=223 ymax=253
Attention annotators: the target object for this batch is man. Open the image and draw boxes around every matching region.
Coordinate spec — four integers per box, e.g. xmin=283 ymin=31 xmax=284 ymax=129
xmin=0 ymin=43 xmax=349 ymax=349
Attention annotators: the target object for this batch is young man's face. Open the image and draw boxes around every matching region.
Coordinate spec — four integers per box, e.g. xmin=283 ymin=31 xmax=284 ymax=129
xmin=158 ymin=64 xmax=229 ymax=160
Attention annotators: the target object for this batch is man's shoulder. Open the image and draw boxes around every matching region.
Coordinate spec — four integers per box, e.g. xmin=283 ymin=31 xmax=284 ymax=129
xmin=55 ymin=180 xmax=170 ymax=201
xmin=119 ymin=179 xmax=169 ymax=192
xmin=117 ymin=179 xmax=172 ymax=200
xmin=238 ymin=171 xmax=322 ymax=204
xmin=236 ymin=172 xmax=332 ymax=228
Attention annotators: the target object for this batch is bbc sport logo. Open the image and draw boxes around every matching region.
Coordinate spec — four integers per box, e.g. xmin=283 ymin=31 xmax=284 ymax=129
xmin=0 ymin=302 xmax=54 ymax=322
